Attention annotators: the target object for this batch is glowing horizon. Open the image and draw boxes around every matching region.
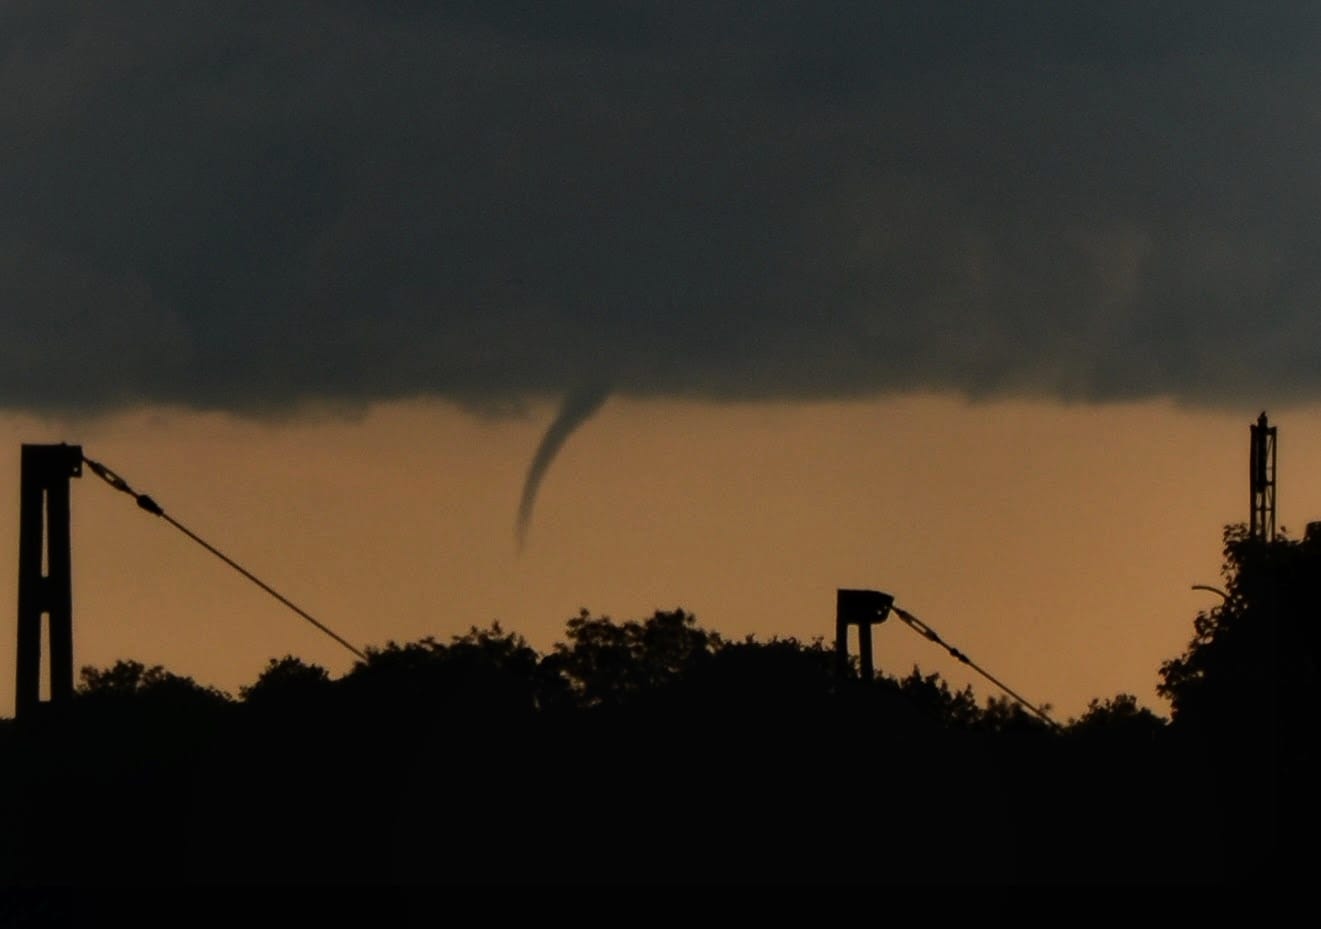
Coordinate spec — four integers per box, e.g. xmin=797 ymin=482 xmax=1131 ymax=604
xmin=5 ymin=394 xmax=1313 ymax=723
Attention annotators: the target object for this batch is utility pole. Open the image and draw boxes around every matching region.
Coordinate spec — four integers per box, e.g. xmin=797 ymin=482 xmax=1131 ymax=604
xmin=15 ymin=444 xmax=82 ymax=720
xmin=835 ymin=589 xmax=893 ymax=681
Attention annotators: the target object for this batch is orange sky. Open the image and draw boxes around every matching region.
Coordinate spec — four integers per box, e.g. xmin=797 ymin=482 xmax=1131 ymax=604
xmin=3 ymin=395 xmax=1316 ymax=722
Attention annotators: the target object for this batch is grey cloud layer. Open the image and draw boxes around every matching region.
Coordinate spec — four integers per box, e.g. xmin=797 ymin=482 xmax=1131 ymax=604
xmin=3 ymin=2 xmax=1320 ymax=413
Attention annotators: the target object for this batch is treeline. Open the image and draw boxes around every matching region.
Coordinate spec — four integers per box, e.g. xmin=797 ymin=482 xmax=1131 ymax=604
xmin=1 ymin=524 xmax=1315 ymax=884
xmin=44 ymin=608 xmax=1165 ymax=735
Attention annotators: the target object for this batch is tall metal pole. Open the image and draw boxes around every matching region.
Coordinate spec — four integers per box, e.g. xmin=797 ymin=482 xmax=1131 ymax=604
xmin=15 ymin=444 xmax=82 ymax=720
xmin=1250 ymin=412 xmax=1277 ymax=542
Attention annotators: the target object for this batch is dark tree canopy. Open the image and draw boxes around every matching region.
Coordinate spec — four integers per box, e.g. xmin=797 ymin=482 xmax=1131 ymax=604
xmin=1066 ymin=693 xmax=1166 ymax=743
xmin=77 ymin=658 xmax=230 ymax=714
xmin=337 ymin=622 xmax=547 ymax=726
xmin=541 ymin=608 xmax=721 ymax=709
xmin=238 ymin=654 xmax=332 ymax=709
xmin=1159 ymin=524 xmax=1321 ymax=735
xmin=4 ymin=599 xmax=1267 ymax=886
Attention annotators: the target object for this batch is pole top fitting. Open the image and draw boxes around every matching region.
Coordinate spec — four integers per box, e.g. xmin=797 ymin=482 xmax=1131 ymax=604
xmin=21 ymin=444 xmax=83 ymax=479
xmin=836 ymin=588 xmax=894 ymax=626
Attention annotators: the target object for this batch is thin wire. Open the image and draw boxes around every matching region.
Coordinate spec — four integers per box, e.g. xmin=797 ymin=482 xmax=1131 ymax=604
xmin=159 ymin=512 xmax=368 ymax=663
xmin=83 ymin=455 xmax=369 ymax=663
xmin=891 ymin=604 xmax=1059 ymax=729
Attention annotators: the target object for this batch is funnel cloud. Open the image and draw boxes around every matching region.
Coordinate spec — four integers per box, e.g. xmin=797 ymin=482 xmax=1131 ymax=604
xmin=516 ymin=386 xmax=610 ymax=550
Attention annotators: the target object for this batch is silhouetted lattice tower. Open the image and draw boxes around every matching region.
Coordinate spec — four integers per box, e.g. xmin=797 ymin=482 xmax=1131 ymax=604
xmin=1250 ymin=412 xmax=1277 ymax=542
xmin=15 ymin=444 xmax=82 ymax=720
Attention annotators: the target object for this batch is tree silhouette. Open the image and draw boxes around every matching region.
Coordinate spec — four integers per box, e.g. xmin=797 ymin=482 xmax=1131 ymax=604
xmin=688 ymin=634 xmax=837 ymax=705
xmin=1064 ymin=693 xmax=1166 ymax=750
xmin=4 ymin=591 xmax=1292 ymax=885
xmin=893 ymin=665 xmax=982 ymax=728
xmin=77 ymin=658 xmax=231 ymax=715
xmin=337 ymin=622 xmax=547 ymax=735
xmin=542 ymin=608 xmax=720 ymax=709
xmin=1157 ymin=523 xmax=1321 ymax=878
xmin=1159 ymin=524 xmax=1321 ymax=734
xmin=238 ymin=654 xmax=332 ymax=710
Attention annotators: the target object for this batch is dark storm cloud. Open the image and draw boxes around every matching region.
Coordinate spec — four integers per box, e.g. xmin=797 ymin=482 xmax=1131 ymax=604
xmin=3 ymin=1 xmax=1321 ymax=414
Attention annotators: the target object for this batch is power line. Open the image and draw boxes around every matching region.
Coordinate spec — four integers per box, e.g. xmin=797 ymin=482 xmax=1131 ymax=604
xmin=81 ymin=452 xmax=1058 ymax=719
xmin=891 ymin=603 xmax=1059 ymax=729
xmin=82 ymin=455 xmax=369 ymax=664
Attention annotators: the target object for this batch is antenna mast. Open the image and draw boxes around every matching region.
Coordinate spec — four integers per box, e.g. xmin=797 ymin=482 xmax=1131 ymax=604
xmin=1249 ymin=412 xmax=1277 ymax=541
